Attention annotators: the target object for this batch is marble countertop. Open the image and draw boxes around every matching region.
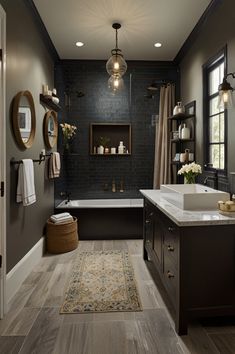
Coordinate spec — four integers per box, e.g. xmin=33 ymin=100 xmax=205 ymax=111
xmin=140 ymin=189 xmax=235 ymax=227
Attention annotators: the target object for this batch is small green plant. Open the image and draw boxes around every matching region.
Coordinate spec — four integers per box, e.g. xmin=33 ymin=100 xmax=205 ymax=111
xmin=97 ymin=136 xmax=110 ymax=147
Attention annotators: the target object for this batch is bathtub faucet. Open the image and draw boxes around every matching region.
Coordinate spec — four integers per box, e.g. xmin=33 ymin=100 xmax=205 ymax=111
xmin=60 ymin=191 xmax=71 ymax=204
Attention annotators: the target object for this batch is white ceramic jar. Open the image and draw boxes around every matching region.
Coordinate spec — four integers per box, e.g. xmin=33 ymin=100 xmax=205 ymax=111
xmin=173 ymin=101 xmax=185 ymax=116
xmin=97 ymin=145 xmax=104 ymax=154
xmin=181 ymin=124 xmax=190 ymax=140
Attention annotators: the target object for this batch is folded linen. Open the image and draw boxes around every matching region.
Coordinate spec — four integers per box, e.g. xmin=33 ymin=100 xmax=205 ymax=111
xmin=16 ymin=159 xmax=36 ymax=206
xmin=50 ymin=215 xmax=73 ymax=224
xmin=51 ymin=212 xmax=71 ymax=220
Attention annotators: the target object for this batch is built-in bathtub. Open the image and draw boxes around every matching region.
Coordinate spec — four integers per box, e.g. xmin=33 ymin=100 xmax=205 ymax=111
xmin=55 ymin=198 xmax=144 ymax=240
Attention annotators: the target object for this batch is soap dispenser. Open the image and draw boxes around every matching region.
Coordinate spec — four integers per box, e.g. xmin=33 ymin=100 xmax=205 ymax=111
xmin=181 ymin=123 xmax=190 ymax=140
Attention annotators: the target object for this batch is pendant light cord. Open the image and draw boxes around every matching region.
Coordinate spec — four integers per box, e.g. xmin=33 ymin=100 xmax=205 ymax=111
xmin=115 ymin=28 xmax=118 ymax=50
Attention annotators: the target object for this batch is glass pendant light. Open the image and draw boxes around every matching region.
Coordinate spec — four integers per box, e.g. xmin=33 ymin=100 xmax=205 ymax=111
xmin=218 ymin=73 xmax=235 ymax=108
xmin=106 ymin=23 xmax=127 ymax=78
xmin=108 ymin=74 xmax=124 ymax=93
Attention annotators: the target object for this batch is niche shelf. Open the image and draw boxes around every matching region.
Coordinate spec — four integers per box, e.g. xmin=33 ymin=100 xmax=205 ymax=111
xmin=40 ymin=94 xmax=61 ymax=112
xmin=90 ymin=123 xmax=132 ymax=155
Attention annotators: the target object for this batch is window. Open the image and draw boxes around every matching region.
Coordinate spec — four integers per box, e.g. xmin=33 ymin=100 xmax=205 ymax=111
xmin=203 ymin=48 xmax=227 ymax=171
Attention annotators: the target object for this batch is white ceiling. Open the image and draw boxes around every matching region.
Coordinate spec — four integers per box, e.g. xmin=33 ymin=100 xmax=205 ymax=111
xmin=33 ymin=0 xmax=211 ymax=61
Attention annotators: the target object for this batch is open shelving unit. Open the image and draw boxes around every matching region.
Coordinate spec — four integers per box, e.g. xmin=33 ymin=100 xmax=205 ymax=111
xmin=169 ymin=100 xmax=196 ymax=183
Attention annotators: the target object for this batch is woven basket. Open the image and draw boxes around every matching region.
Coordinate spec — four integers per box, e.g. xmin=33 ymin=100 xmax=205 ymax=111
xmin=46 ymin=217 xmax=78 ymax=254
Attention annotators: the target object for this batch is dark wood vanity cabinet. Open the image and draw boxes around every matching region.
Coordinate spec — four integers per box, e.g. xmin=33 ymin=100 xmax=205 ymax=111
xmin=143 ymin=198 xmax=235 ymax=335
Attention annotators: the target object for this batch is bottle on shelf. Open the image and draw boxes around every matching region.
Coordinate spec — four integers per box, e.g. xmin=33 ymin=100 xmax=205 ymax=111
xmin=181 ymin=123 xmax=190 ymax=140
xmin=118 ymin=141 xmax=126 ymax=154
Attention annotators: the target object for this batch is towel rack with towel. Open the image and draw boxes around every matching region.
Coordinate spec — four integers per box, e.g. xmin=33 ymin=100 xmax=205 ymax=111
xmin=11 ymin=152 xmax=53 ymax=165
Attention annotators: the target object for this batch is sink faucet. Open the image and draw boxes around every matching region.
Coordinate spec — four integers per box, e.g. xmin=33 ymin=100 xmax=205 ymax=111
xmin=60 ymin=191 xmax=71 ymax=204
xmin=203 ymin=176 xmax=209 ymax=185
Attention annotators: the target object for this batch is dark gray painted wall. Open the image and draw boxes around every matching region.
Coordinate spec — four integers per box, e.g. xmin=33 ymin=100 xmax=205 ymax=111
xmin=54 ymin=60 xmax=179 ymax=202
xmin=180 ymin=0 xmax=235 ymax=183
xmin=2 ymin=0 xmax=55 ymax=272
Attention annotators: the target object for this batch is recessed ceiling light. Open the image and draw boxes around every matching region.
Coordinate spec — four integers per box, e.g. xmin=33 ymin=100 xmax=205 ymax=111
xmin=154 ymin=42 xmax=162 ymax=48
xmin=76 ymin=41 xmax=84 ymax=47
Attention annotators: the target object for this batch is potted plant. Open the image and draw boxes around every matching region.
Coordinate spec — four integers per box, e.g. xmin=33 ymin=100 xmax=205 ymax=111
xmin=97 ymin=136 xmax=110 ymax=154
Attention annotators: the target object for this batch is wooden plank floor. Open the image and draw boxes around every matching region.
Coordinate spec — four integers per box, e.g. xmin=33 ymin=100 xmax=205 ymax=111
xmin=0 ymin=240 xmax=234 ymax=353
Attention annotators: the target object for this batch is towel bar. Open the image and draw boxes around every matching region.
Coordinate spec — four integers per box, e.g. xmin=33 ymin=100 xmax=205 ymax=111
xmin=11 ymin=152 xmax=53 ymax=165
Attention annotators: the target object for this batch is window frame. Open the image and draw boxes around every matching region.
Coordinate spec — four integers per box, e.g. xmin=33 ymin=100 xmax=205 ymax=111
xmin=203 ymin=46 xmax=227 ymax=175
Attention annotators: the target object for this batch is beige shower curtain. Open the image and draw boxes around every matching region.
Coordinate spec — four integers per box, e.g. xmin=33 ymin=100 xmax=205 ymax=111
xmin=153 ymin=84 xmax=175 ymax=189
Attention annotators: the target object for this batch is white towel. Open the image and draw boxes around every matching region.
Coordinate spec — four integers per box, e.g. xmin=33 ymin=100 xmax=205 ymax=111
xmin=50 ymin=215 xmax=73 ymax=224
xmin=49 ymin=152 xmax=61 ymax=179
xmin=16 ymin=159 xmax=36 ymax=206
xmin=51 ymin=212 xmax=71 ymax=220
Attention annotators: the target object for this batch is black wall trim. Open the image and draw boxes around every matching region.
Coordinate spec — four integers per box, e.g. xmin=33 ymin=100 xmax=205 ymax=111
xmin=174 ymin=0 xmax=223 ymax=64
xmin=23 ymin=0 xmax=60 ymax=62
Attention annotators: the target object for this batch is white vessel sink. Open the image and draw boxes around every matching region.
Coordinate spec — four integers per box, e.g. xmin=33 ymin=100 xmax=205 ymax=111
xmin=160 ymin=184 xmax=230 ymax=210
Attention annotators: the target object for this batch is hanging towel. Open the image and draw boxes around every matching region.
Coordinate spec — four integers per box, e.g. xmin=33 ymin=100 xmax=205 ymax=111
xmin=16 ymin=159 xmax=36 ymax=206
xmin=49 ymin=152 xmax=61 ymax=179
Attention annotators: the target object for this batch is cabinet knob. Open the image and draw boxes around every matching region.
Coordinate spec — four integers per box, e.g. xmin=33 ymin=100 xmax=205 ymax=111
xmin=167 ymin=271 xmax=174 ymax=279
xmin=168 ymin=226 xmax=175 ymax=232
xmin=149 ymin=212 xmax=154 ymax=217
xmin=167 ymin=245 xmax=174 ymax=252
xmin=145 ymin=220 xmax=150 ymax=224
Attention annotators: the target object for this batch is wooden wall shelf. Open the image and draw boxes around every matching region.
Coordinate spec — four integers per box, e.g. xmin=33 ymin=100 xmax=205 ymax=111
xmin=40 ymin=94 xmax=61 ymax=112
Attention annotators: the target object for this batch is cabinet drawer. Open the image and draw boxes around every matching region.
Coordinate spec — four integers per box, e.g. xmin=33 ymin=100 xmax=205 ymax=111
xmin=163 ymin=255 xmax=178 ymax=305
xmin=164 ymin=223 xmax=179 ymax=265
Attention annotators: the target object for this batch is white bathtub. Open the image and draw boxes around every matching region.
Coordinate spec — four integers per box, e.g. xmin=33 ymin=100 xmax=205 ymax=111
xmin=56 ymin=198 xmax=143 ymax=209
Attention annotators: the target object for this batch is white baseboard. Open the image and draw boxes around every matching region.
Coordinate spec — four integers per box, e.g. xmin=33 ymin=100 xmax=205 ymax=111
xmin=6 ymin=237 xmax=45 ymax=309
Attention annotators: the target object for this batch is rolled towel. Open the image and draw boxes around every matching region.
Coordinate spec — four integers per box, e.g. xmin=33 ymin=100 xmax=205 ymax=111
xmin=51 ymin=215 xmax=73 ymax=224
xmin=51 ymin=212 xmax=71 ymax=220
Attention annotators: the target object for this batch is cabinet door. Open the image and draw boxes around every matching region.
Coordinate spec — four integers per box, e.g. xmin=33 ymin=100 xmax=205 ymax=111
xmin=153 ymin=210 xmax=163 ymax=267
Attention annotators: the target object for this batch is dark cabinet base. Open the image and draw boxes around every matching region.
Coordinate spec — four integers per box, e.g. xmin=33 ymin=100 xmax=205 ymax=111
xmin=143 ymin=198 xmax=235 ymax=335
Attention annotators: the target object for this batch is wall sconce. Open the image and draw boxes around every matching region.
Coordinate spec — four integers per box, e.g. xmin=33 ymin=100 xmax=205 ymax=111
xmin=218 ymin=72 xmax=235 ymax=108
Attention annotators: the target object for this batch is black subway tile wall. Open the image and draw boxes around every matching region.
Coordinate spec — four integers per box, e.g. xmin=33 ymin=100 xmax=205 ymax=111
xmin=55 ymin=60 xmax=179 ymax=202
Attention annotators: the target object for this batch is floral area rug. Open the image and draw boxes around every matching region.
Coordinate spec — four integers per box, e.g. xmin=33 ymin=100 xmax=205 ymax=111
xmin=60 ymin=250 xmax=142 ymax=313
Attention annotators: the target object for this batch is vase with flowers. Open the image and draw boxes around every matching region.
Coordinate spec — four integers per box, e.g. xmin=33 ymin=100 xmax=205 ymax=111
xmin=60 ymin=123 xmax=77 ymax=152
xmin=177 ymin=162 xmax=202 ymax=184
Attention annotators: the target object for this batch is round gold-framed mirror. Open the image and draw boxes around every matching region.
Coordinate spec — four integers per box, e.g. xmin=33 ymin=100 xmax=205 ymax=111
xmin=12 ymin=90 xmax=36 ymax=149
xmin=43 ymin=110 xmax=58 ymax=149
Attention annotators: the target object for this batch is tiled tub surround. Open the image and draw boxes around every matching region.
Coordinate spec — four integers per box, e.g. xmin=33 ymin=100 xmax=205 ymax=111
xmin=55 ymin=198 xmax=143 ymax=240
xmin=54 ymin=60 xmax=180 ymax=202
xmin=141 ymin=189 xmax=235 ymax=335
